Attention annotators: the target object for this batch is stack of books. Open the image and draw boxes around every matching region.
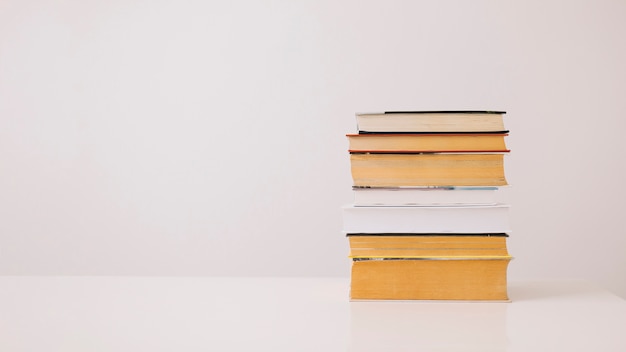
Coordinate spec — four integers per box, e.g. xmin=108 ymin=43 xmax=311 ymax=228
xmin=343 ymin=111 xmax=513 ymax=301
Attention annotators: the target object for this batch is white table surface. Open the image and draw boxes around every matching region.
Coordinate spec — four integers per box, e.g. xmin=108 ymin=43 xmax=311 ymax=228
xmin=0 ymin=277 xmax=624 ymax=351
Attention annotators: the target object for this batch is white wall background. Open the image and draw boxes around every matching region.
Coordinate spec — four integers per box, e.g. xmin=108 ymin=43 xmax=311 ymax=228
xmin=1 ymin=0 xmax=625 ymax=298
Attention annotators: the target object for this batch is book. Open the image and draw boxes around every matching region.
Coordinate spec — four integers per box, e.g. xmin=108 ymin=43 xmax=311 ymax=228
xmin=347 ymin=133 xmax=509 ymax=153
xmin=350 ymin=153 xmax=508 ymax=187
xmin=347 ymin=234 xmax=510 ymax=259
xmin=352 ymin=186 xmax=499 ymax=206
xmin=342 ymin=204 xmax=511 ymax=234
xmin=350 ymin=258 xmax=511 ymax=300
xmin=355 ymin=111 xmax=507 ymax=134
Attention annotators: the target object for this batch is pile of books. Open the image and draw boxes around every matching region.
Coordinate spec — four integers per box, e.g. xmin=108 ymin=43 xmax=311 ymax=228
xmin=343 ymin=111 xmax=513 ymax=301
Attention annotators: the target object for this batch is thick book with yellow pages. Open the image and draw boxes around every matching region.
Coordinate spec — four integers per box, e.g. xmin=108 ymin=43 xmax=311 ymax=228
xmin=350 ymin=258 xmax=511 ymax=301
xmin=347 ymin=233 xmax=510 ymax=259
xmin=350 ymin=153 xmax=508 ymax=187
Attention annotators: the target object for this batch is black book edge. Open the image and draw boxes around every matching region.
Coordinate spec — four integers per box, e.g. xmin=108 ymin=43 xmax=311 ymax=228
xmin=357 ymin=130 xmax=510 ymax=134
xmin=346 ymin=233 xmax=509 ymax=237
xmin=351 ymin=186 xmax=499 ymax=190
xmin=349 ymin=150 xmax=510 ymax=154
xmin=383 ymin=111 xmax=506 ymax=115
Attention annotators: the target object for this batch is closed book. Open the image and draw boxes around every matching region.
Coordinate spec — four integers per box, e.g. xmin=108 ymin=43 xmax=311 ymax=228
xmin=347 ymin=133 xmax=509 ymax=153
xmin=350 ymin=153 xmax=507 ymax=187
xmin=342 ymin=204 xmax=511 ymax=234
xmin=352 ymin=186 xmax=499 ymax=206
xmin=347 ymin=234 xmax=510 ymax=259
xmin=350 ymin=258 xmax=511 ymax=301
xmin=355 ymin=111 xmax=507 ymax=134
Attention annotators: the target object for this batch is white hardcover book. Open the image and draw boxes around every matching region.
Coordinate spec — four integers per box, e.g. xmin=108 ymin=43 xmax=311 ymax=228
xmin=353 ymin=187 xmax=499 ymax=206
xmin=342 ymin=204 xmax=511 ymax=234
